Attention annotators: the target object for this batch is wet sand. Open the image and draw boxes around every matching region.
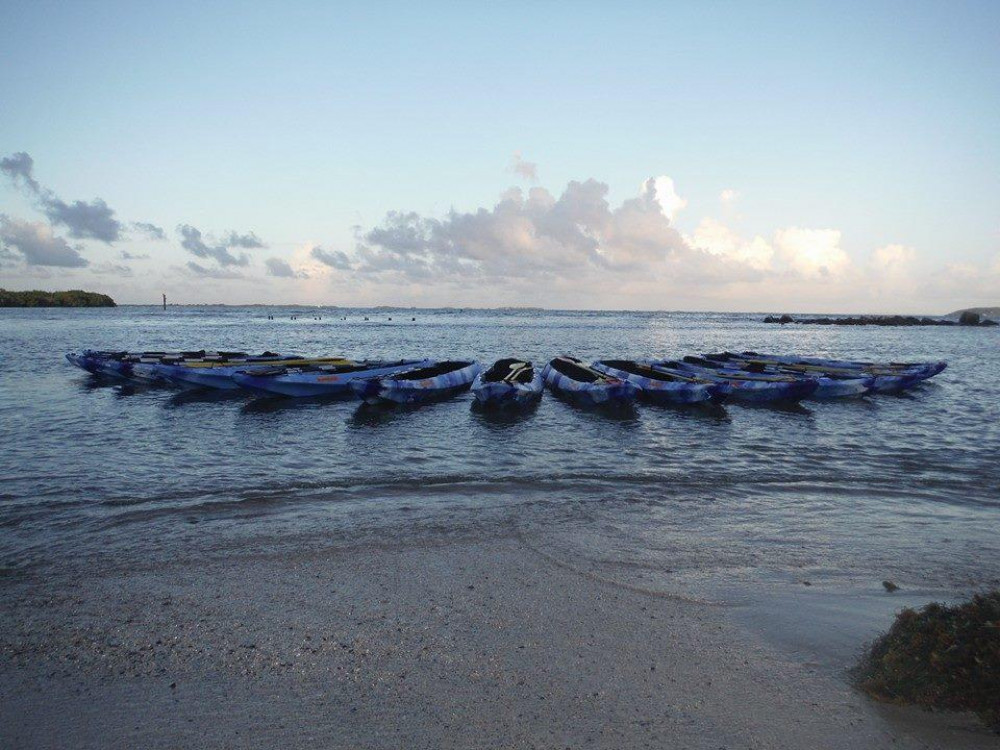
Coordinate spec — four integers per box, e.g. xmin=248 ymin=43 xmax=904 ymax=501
xmin=1 ymin=530 xmax=996 ymax=749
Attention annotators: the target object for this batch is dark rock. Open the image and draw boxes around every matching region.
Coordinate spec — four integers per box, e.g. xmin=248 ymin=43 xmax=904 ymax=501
xmin=958 ymin=311 xmax=981 ymax=326
xmin=882 ymin=580 xmax=899 ymax=592
xmin=763 ymin=313 xmax=981 ymax=327
xmin=982 ymin=318 xmax=998 ymax=327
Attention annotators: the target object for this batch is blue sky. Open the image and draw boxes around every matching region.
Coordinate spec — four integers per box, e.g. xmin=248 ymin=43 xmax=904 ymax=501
xmin=1 ymin=0 xmax=998 ymax=310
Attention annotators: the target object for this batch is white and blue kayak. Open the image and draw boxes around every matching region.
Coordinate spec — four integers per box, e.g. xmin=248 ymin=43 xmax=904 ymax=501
xmin=541 ymin=356 xmax=639 ymax=406
xmin=592 ymin=359 xmax=727 ymax=405
xmin=232 ymin=359 xmax=432 ymax=397
xmin=66 ymin=350 xmax=258 ymax=381
xmin=738 ymin=352 xmax=946 ymax=381
xmin=726 ymin=352 xmax=940 ymax=393
xmin=351 ymin=360 xmax=481 ymax=405
xmin=684 ymin=355 xmax=873 ymax=399
xmin=472 ymin=359 xmax=544 ymax=407
xmin=647 ymin=359 xmax=817 ymax=403
xmin=153 ymin=356 xmax=352 ymax=390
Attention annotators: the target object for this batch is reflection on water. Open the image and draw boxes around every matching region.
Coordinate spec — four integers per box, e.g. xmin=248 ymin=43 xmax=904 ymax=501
xmin=0 ymin=306 xmax=997 ymax=601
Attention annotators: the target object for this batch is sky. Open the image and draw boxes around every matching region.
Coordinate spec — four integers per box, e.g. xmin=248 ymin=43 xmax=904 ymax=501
xmin=1 ymin=0 xmax=998 ymax=312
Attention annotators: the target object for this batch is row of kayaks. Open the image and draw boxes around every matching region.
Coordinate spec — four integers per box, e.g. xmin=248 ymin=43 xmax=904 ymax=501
xmin=66 ymin=349 xmax=946 ymax=407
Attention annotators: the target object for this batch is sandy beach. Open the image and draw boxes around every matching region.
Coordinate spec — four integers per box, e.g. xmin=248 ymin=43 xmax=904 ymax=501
xmin=2 ymin=524 xmax=995 ymax=750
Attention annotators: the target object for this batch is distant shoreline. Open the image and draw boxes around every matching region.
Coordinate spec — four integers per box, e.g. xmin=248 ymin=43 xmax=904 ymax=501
xmin=0 ymin=289 xmax=116 ymax=308
xmin=2 ymin=297 xmax=996 ymax=319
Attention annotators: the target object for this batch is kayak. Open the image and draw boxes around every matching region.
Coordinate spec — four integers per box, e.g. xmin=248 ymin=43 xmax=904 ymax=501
xmin=541 ymin=356 xmax=638 ymax=406
xmin=592 ymin=359 xmax=726 ymax=405
xmin=648 ymin=359 xmax=817 ymax=403
xmin=725 ymin=352 xmax=938 ymax=393
xmin=66 ymin=350 xmax=258 ymax=381
xmin=351 ymin=360 xmax=481 ymax=405
xmin=154 ymin=356 xmax=352 ymax=390
xmin=471 ymin=359 xmax=544 ymax=407
xmin=739 ymin=352 xmax=946 ymax=380
xmin=232 ymin=360 xmax=432 ymax=397
xmin=685 ymin=355 xmax=874 ymax=399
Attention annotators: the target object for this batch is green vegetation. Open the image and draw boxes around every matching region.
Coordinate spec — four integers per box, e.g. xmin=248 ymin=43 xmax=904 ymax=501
xmin=854 ymin=590 xmax=1000 ymax=730
xmin=0 ymin=289 xmax=116 ymax=307
xmin=949 ymin=307 xmax=1000 ymax=318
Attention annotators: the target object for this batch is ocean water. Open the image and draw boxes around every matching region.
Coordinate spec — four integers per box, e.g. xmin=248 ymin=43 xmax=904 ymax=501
xmin=1 ymin=306 xmax=998 ymax=605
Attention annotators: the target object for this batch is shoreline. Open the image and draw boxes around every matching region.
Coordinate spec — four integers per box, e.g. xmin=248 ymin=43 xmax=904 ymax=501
xmin=2 ymin=529 xmax=995 ymax=749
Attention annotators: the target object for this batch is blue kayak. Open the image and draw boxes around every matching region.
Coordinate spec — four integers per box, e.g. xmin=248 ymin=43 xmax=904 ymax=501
xmin=154 ymin=356 xmax=351 ymax=390
xmin=471 ymin=359 xmax=544 ymax=407
xmin=592 ymin=359 xmax=726 ymax=405
xmin=541 ymin=356 xmax=638 ymax=406
xmin=730 ymin=352 xmax=939 ymax=393
xmin=351 ymin=360 xmax=481 ymax=405
xmin=66 ymin=350 xmax=256 ymax=381
xmin=684 ymin=355 xmax=873 ymax=399
xmin=648 ymin=359 xmax=817 ymax=403
xmin=232 ymin=360 xmax=431 ymax=397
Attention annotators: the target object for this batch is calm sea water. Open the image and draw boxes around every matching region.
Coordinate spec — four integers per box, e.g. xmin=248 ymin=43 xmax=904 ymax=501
xmin=1 ymin=306 xmax=998 ymax=602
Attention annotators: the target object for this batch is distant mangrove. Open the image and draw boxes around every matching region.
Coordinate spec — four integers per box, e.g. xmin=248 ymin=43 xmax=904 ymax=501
xmin=0 ymin=289 xmax=117 ymax=307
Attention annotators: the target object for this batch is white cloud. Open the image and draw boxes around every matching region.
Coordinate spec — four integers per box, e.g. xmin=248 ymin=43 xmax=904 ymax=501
xmin=0 ymin=215 xmax=88 ymax=267
xmin=508 ymin=151 xmax=538 ymax=182
xmin=649 ymin=176 xmax=687 ymax=222
xmin=688 ymin=218 xmax=774 ymax=271
xmin=774 ymin=227 xmax=851 ymax=279
xmin=719 ymin=188 xmax=740 ymax=204
xmin=871 ymin=243 xmax=916 ymax=271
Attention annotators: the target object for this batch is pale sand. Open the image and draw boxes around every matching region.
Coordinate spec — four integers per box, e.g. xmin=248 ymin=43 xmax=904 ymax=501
xmin=1 ymin=531 xmax=996 ymax=749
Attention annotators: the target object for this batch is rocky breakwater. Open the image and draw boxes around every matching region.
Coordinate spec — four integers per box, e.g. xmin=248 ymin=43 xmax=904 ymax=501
xmin=764 ymin=312 xmax=998 ymax=327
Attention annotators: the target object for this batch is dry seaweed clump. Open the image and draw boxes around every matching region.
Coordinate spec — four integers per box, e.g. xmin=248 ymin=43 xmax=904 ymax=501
xmin=854 ymin=590 xmax=1000 ymax=730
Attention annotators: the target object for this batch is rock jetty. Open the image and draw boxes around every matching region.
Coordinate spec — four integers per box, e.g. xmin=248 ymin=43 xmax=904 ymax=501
xmin=764 ymin=313 xmax=997 ymax=327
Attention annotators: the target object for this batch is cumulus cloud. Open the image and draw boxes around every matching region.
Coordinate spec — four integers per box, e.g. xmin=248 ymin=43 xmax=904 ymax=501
xmin=183 ymin=261 xmax=244 ymax=279
xmin=311 ymin=246 xmax=352 ymax=269
xmin=0 ymin=152 xmax=40 ymax=192
xmin=40 ymin=195 xmax=122 ymax=243
xmin=264 ymin=257 xmax=308 ymax=278
xmin=509 ymin=151 xmax=538 ymax=182
xmin=774 ymin=227 xmax=851 ymax=278
xmin=647 ymin=176 xmax=687 ymax=222
xmin=0 ymin=151 xmax=167 ymax=245
xmin=131 ymin=222 xmax=166 ymax=240
xmin=355 ymin=177 xmax=751 ymax=288
xmin=0 ymin=215 xmax=88 ymax=267
xmin=222 ymin=231 xmax=264 ymax=249
xmin=177 ymin=224 xmax=264 ymax=267
xmin=871 ymin=243 xmax=916 ymax=272
xmin=689 ymin=218 xmax=774 ymax=271
xmin=720 ymin=188 xmax=740 ymax=204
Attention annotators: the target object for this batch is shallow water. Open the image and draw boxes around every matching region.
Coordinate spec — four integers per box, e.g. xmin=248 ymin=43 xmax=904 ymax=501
xmin=1 ymin=306 xmax=998 ymax=608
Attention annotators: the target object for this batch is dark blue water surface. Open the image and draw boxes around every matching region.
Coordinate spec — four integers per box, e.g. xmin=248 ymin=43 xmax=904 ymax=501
xmin=1 ymin=307 xmax=998 ymax=600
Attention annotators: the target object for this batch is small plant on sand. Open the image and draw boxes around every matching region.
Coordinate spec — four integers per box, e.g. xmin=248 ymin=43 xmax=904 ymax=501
xmin=854 ymin=590 xmax=1000 ymax=730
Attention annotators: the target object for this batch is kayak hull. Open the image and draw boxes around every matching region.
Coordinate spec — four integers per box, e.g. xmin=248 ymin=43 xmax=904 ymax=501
xmin=591 ymin=362 xmax=724 ymax=404
xmin=541 ymin=362 xmax=639 ymax=406
xmin=352 ymin=361 xmax=481 ymax=405
xmin=233 ymin=360 xmax=431 ymax=398
xmin=471 ymin=372 xmax=544 ymax=406
xmin=647 ymin=361 xmax=817 ymax=403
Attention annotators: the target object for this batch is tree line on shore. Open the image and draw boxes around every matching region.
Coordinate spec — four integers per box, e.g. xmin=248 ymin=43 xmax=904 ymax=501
xmin=0 ymin=289 xmax=116 ymax=307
